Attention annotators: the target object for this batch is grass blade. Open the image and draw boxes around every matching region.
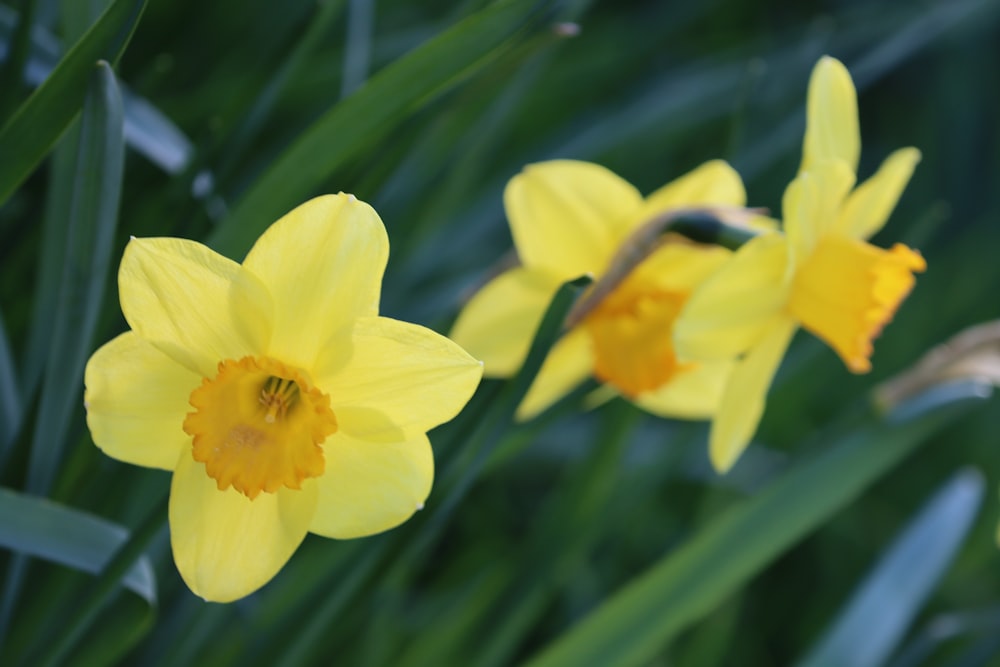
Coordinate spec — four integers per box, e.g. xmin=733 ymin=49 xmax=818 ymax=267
xmin=208 ymin=0 xmax=562 ymax=258
xmin=0 ymin=309 xmax=21 ymax=457
xmin=26 ymin=59 xmax=124 ymax=494
xmin=0 ymin=0 xmax=144 ymax=205
xmin=795 ymin=469 xmax=984 ymax=667
xmin=523 ymin=388 xmax=989 ymax=667
xmin=0 ymin=487 xmax=156 ymax=601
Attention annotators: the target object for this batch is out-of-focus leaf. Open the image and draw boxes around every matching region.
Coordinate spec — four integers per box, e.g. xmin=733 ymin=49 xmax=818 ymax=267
xmin=0 ymin=310 xmax=21 ymax=457
xmin=0 ymin=6 xmax=193 ymax=174
xmin=0 ymin=487 xmax=155 ymax=601
xmin=0 ymin=59 xmax=126 ymax=649
xmin=0 ymin=0 xmax=145 ymax=205
xmin=27 ymin=59 xmax=124 ymax=494
xmin=795 ymin=469 xmax=984 ymax=667
xmin=523 ymin=389 xmax=989 ymax=667
xmin=208 ymin=0 xmax=563 ymax=258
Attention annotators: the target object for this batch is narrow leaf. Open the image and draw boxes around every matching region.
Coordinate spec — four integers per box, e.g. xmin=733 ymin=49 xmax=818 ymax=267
xmin=0 ymin=0 xmax=145 ymax=205
xmin=0 ymin=487 xmax=155 ymax=602
xmin=524 ymin=389 xmax=988 ymax=667
xmin=27 ymin=59 xmax=124 ymax=494
xmin=0 ymin=310 xmax=21 ymax=457
xmin=795 ymin=469 xmax=984 ymax=667
xmin=208 ymin=0 xmax=560 ymax=258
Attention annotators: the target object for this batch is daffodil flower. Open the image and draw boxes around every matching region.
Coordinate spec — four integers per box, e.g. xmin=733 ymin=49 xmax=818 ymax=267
xmin=450 ymin=159 xmax=747 ymax=419
xmin=84 ymin=194 xmax=483 ymax=602
xmin=674 ymin=56 xmax=924 ymax=472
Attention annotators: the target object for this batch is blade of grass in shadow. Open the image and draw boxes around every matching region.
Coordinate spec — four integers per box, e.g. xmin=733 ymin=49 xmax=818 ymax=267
xmin=210 ymin=0 xmax=345 ymax=189
xmin=341 ymin=0 xmax=373 ymax=97
xmin=888 ymin=607 xmax=1000 ymax=667
xmin=28 ymin=490 xmax=166 ymax=667
xmin=0 ymin=310 xmax=21 ymax=457
xmin=795 ymin=469 xmax=984 ymax=667
xmin=0 ymin=59 xmax=125 ymax=646
xmin=279 ymin=275 xmax=592 ymax=667
xmin=0 ymin=487 xmax=156 ymax=601
xmin=0 ymin=0 xmax=39 ymax=122
xmin=207 ymin=0 xmax=563 ymax=259
xmin=0 ymin=0 xmax=144 ymax=205
xmin=26 ymin=59 xmax=124 ymax=494
xmin=523 ymin=382 xmax=992 ymax=667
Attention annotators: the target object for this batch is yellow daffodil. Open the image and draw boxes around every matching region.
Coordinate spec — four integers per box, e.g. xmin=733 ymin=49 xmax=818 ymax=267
xmin=674 ymin=56 xmax=924 ymax=472
xmin=84 ymin=194 xmax=483 ymax=602
xmin=450 ymin=159 xmax=748 ymax=419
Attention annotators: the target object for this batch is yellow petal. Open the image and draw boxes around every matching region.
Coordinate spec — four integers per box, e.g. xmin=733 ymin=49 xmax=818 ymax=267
xmin=632 ymin=242 xmax=732 ymax=293
xmin=710 ymin=318 xmax=797 ymax=472
xmin=789 ymin=235 xmax=925 ymax=373
xmin=516 ymin=328 xmax=593 ymax=420
xmin=84 ymin=332 xmax=200 ymax=471
xmin=310 ymin=432 xmax=432 ymax=539
xmin=633 ymin=359 xmax=733 ymax=419
xmin=316 ymin=316 xmax=482 ymax=441
xmin=835 ymin=147 xmax=921 ymax=240
xmin=119 ymin=237 xmax=272 ymax=377
xmin=783 ymin=160 xmax=855 ymax=260
xmin=801 ymin=56 xmax=860 ymax=174
xmin=506 ymin=160 xmax=643 ymax=277
xmin=674 ymin=235 xmax=791 ymax=362
xmin=169 ymin=454 xmax=316 ymax=602
xmin=639 ymin=159 xmax=746 ymax=220
xmin=449 ymin=267 xmax=562 ymax=377
xmin=242 ymin=194 xmax=388 ymax=370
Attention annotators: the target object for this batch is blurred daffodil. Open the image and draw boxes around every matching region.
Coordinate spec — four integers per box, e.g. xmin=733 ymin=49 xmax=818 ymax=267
xmin=450 ymin=159 xmax=748 ymax=420
xmin=674 ymin=56 xmax=924 ymax=472
xmin=84 ymin=194 xmax=482 ymax=602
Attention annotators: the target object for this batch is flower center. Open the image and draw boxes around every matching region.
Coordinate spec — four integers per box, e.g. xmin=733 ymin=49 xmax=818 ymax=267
xmin=788 ymin=235 xmax=926 ymax=373
xmin=183 ymin=356 xmax=338 ymax=499
xmin=583 ymin=270 xmax=694 ymax=397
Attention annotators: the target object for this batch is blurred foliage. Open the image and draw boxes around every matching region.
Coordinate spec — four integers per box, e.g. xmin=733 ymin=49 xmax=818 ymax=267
xmin=1 ymin=0 xmax=999 ymax=665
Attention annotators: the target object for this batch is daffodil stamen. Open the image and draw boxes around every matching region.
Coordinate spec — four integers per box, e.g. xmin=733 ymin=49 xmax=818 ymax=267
xmin=260 ymin=376 xmax=299 ymax=423
xmin=184 ymin=356 xmax=338 ymax=500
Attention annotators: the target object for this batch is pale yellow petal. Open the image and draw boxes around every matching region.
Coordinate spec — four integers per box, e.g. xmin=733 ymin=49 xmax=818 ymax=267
xmin=710 ymin=318 xmax=797 ymax=473
xmin=449 ymin=267 xmax=561 ymax=377
xmin=119 ymin=237 xmax=272 ymax=377
xmin=310 ymin=432 xmax=432 ymax=539
xmin=674 ymin=235 xmax=791 ymax=362
xmin=639 ymin=160 xmax=746 ymax=221
xmin=84 ymin=332 xmax=200 ymax=471
xmin=506 ymin=160 xmax=643 ymax=277
xmin=516 ymin=328 xmax=593 ymax=420
xmin=633 ymin=359 xmax=733 ymax=419
xmin=835 ymin=148 xmax=921 ymax=240
xmin=242 ymin=194 xmax=388 ymax=370
xmin=316 ymin=317 xmax=482 ymax=441
xmin=801 ymin=56 xmax=860 ymax=174
xmin=169 ymin=454 xmax=316 ymax=602
xmin=783 ymin=161 xmax=855 ymax=260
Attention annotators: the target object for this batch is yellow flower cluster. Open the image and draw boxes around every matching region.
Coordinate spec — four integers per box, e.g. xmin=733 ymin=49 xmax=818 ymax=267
xmin=83 ymin=56 xmax=921 ymax=603
xmin=453 ymin=56 xmax=923 ymax=471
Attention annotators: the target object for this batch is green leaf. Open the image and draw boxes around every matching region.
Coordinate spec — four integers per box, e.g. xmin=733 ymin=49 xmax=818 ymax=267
xmin=26 ymin=60 xmax=124 ymax=494
xmin=795 ymin=469 xmax=984 ymax=667
xmin=0 ymin=309 xmax=21 ymax=457
xmin=0 ymin=487 xmax=155 ymax=601
xmin=0 ymin=0 xmax=145 ymax=206
xmin=523 ymin=388 xmax=989 ymax=667
xmin=207 ymin=0 xmax=562 ymax=258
